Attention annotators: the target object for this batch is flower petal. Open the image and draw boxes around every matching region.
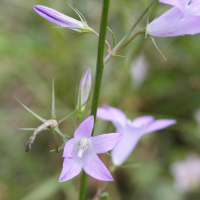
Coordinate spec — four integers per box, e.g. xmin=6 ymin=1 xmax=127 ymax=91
xmin=74 ymin=116 xmax=94 ymax=138
xmin=184 ymin=1 xmax=200 ymax=17
xmin=111 ymin=125 xmax=142 ymax=166
xmin=131 ymin=116 xmax=154 ymax=127
xmin=159 ymin=0 xmax=184 ymax=12
xmin=82 ymin=153 xmax=114 ymax=181
xmin=144 ymin=119 xmax=176 ymax=134
xmin=63 ymin=138 xmax=75 ymax=158
xmin=59 ymin=156 xmax=82 ymax=182
xmin=97 ymin=105 xmax=127 ymax=127
xmin=147 ymin=7 xmax=184 ymax=37
xmin=91 ymin=133 xmax=123 ymax=154
xmin=33 ymin=5 xmax=83 ymax=31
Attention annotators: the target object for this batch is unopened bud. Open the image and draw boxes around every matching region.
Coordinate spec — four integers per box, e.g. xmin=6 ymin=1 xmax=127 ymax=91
xmin=77 ymin=68 xmax=91 ymax=113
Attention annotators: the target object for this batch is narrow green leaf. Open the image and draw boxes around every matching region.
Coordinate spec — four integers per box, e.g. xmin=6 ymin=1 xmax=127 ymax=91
xmin=15 ymin=97 xmax=46 ymax=122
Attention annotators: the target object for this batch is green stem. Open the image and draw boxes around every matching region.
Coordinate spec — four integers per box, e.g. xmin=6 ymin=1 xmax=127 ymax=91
xmin=90 ymin=0 xmax=110 ymax=132
xmin=79 ymin=0 xmax=110 ymax=200
xmin=79 ymin=170 xmax=88 ymax=200
xmin=103 ymin=0 xmax=156 ymax=64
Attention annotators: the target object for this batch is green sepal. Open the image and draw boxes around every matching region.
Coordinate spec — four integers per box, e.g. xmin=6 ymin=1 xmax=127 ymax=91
xmin=59 ymin=100 xmax=89 ymax=124
xmin=150 ymin=36 xmax=166 ymax=60
xmin=15 ymin=97 xmax=47 ymax=123
xmin=54 ymin=127 xmax=70 ymax=141
xmin=107 ymin=26 xmax=116 ymax=47
xmin=16 ymin=127 xmax=49 ymax=131
xmin=57 ymin=33 xmax=83 ymax=44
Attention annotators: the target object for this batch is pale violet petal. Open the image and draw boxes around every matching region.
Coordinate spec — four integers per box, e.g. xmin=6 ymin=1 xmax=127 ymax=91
xmin=148 ymin=0 xmax=200 ymax=37
xmin=147 ymin=7 xmax=183 ymax=37
xmin=111 ymin=126 xmax=143 ymax=166
xmin=63 ymin=138 xmax=75 ymax=158
xmin=74 ymin=116 xmax=94 ymax=138
xmin=59 ymin=156 xmax=82 ymax=182
xmin=131 ymin=116 xmax=154 ymax=127
xmin=97 ymin=105 xmax=127 ymax=127
xmin=33 ymin=5 xmax=83 ymax=31
xmin=82 ymin=153 xmax=114 ymax=181
xmin=91 ymin=133 xmax=123 ymax=154
xmin=159 ymin=0 xmax=183 ymax=12
xmin=184 ymin=1 xmax=200 ymax=17
xmin=144 ymin=119 xmax=176 ymax=134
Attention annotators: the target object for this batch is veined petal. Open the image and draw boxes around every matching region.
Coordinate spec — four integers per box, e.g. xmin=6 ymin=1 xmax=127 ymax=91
xmin=144 ymin=119 xmax=176 ymax=134
xmin=82 ymin=153 xmax=114 ymax=181
xmin=34 ymin=5 xmax=83 ymax=31
xmin=63 ymin=138 xmax=75 ymax=158
xmin=91 ymin=133 xmax=123 ymax=154
xmin=111 ymin=126 xmax=142 ymax=166
xmin=74 ymin=116 xmax=94 ymax=138
xmin=59 ymin=156 xmax=82 ymax=182
xmin=97 ymin=105 xmax=127 ymax=127
xmin=131 ymin=116 xmax=154 ymax=127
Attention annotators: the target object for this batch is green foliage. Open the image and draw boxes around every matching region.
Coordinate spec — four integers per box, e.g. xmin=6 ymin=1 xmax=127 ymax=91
xmin=1 ymin=0 xmax=200 ymax=200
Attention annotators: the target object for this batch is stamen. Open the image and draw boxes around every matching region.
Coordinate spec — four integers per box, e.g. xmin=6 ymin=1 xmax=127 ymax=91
xmin=77 ymin=138 xmax=89 ymax=158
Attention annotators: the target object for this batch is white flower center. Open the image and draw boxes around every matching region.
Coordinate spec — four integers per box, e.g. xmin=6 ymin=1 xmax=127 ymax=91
xmin=77 ymin=138 xmax=89 ymax=158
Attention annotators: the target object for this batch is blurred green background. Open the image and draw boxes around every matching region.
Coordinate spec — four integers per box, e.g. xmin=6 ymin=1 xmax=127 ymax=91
xmin=1 ymin=0 xmax=200 ymax=199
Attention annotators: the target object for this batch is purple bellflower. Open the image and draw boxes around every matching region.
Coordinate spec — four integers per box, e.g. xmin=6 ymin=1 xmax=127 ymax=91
xmin=34 ymin=5 xmax=93 ymax=33
xmin=97 ymin=105 xmax=176 ymax=166
xmin=147 ymin=0 xmax=200 ymax=37
xmin=59 ymin=116 xmax=123 ymax=182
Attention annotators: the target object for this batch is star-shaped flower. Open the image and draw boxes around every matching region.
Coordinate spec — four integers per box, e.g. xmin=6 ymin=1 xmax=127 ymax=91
xmin=147 ymin=0 xmax=200 ymax=37
xmin=59 ymin=115 xmax=123 ymax=182
xmin=97 ymin=105 xmax=176 ymax=166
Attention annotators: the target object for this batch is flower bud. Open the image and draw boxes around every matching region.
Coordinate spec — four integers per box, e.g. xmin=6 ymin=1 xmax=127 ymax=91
xmin=77 ymin=68 xmax=91 ymax=113
xmin=33 ymin=5 xmax=93 ymax=33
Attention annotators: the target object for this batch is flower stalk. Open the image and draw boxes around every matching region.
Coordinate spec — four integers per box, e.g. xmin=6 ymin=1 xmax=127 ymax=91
xmin=79 ymin=0 xmax=110 ymax=199
xmin=103 ymin=0 xmax=156 ymax=64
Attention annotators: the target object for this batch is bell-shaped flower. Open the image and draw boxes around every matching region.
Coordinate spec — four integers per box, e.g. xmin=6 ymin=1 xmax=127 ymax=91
xmin=33 ymin=5 xmax=93 ymax=33
xmin=76 ymin=68 xmax=92 ymax=114
xmin=97 ymin=105 xmax=176 ymax=166
xmin=146 ymin=0 xmax=200 ymax=37
xmin=59 ymin=115 xmax=123 ymax=182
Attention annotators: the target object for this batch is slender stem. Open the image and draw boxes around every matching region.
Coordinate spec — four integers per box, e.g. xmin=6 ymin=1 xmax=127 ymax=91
xmin=79 ymin=1 xmax=110 ymax=200
xmin=90 ymin=0 xmax=110 ymax=131
xmin=115 ymin=30 xmax=144 ymax=54
xmin=92 ymin=181 xmax=108 ymax=200
xmin=103 ymin=0 xmax=156 ymax=64
xmin=93 ymin=30 xmax=111 ymax=51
